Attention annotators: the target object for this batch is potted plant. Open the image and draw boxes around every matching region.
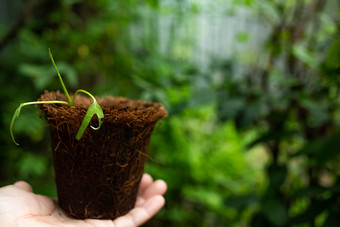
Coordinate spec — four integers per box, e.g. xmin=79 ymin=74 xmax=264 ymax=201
xmin=10 ymin=49 xmax=168 ymax=219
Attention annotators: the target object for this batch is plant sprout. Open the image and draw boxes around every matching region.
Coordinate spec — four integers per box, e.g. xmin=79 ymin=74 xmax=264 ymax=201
xmin=10 ymin=49 xmax=104 ymax=145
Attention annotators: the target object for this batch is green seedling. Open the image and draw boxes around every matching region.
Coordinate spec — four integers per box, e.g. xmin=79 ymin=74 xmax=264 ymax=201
xmin=10 ymin=49 xmax=104 ymax=145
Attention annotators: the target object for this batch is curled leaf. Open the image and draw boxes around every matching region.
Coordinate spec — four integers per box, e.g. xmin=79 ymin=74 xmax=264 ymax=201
xmin=90 ymin=101 xmax=104 ymax=130
xmin=76 ymin=101 xmax=104 ymax=140
xmin=10 ymin=101 xmax=69 ymax=145
xmin=73 ymin=89 xmax=104 ymax=140
xmin=10 ymin=105 xmax=23 ymax=145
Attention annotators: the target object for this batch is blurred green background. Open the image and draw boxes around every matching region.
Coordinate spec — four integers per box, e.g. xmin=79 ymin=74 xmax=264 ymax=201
xmin=1 ymin=0 xmax=340 ymax=226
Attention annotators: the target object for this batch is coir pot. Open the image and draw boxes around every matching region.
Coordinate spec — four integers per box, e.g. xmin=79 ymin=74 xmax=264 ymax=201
xmin=38 ymin=91 xmax=168 ymax=219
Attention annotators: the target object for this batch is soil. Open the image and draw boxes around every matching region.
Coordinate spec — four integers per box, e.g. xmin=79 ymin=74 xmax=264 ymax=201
xmin=38 ymin=90 xmax=168 ymax=219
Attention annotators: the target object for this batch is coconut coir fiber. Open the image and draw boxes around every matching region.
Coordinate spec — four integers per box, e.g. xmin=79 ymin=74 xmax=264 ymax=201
xmin=38 ymin=91 xmax=168 ymax=219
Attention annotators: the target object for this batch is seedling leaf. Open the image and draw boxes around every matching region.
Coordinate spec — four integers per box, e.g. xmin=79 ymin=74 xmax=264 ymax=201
xmin=49 ymin=48 xmax=73 ymax=105
xmin=74 ymin=89 xmax=104 ymax=140
xmin=76 ymin=101 xmax=104 ymax=140
xmin=90 ymin=101 xmax=104 ymax=130
xmin=10 ymin=101 xmax=68 ymax=145
xmin=10 ymin=49 xmax=105 ymax=144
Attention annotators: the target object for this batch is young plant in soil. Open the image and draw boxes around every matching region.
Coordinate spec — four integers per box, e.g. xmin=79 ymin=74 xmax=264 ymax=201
xmin=10 ymin=49 xmax=168 ymax=220
xmin=10 ymin=49 xmax=104 ymax=145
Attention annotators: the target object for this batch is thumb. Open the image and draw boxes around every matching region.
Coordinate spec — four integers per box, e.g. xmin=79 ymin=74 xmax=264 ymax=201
xmin=14 ymin=181 xmax=33 ymax=192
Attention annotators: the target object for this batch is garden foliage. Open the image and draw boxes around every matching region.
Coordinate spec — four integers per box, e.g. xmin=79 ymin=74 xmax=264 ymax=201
xmin=1 ymin=0 xmax=340 ymax=226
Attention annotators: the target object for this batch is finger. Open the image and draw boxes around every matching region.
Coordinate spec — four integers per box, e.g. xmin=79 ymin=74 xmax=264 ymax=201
xmin=14 ymin=181 xmax=33 ymax=192
xmin=138 ymin=173 xmax=153 ymax=197
xmin=84 ymin=219 xmax=115 ymax=227
xmin=141 ymin=180 xmax=167 ymax=200
xmin=31 ymin=195 xmax=56 ymax=216
xmin=113 ymin=195 xmax=165 ymax=227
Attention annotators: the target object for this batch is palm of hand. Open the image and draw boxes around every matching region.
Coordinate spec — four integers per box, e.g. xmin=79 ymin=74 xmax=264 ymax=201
xmin=0 ymin=174 xmax=166 ymax=227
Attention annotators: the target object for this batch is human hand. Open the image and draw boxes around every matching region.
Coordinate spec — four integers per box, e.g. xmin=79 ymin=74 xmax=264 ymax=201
xmin=0 ymin=173 xmax=167 ymax=227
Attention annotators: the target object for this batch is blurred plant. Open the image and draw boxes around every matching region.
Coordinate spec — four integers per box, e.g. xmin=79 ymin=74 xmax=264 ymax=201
xmin=215 ymin=0 xmax=340 ymax=226
xmin=3 ymin=0 xmax=340 ymax=226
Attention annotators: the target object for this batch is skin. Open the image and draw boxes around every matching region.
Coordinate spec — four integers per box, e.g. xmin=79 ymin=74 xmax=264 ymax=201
xmin=0 ymin=174 xmax=167 ymax=227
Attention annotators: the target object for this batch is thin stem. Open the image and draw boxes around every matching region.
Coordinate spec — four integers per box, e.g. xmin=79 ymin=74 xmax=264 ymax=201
xmin=72 ymin=89 xmax=96 ymax=104
xmin=21 ymin=100 xmax=69 ymax=107
xmin=48 ymin=48 xmax=73 ymax=106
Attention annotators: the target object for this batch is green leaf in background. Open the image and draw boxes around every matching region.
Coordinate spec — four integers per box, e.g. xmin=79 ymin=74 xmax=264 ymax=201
xmin=292 ymin=44 xmax=317 ymax=68
xmin=232 ymin=0 xmax=253 ymax=6
xmin=62 ymin=0 xmax=83 ymax=5
xmin=294 ymin=131 xmax=340 ymax=163
xmin=19 ymin=62 xmax=78 ymax=90
xmin=225 ymin=194 xmax=259 ymax=209
xmin=293 ymin=186 xmax=329 ymax=199
xmin=267 ymin=164 xmax=287 ymax=193
xmin=262 ymin=199 xmax=288 ymax=227
xmin=236 ymin=32 xmax=249 ymax=43
xmin=324 ymin=36 xmax=340 ymax=70
xmin=322 ymin=210 xmax=340 ymax=227
xmin=19 ymin=64 xmax=54 ymax=90
xmin=246 ymin=130 xmax=298 ymax=149
xmin=290 ymin=197 xmax=334 ymax=225
xmin=17 ymin=153 xmax=48 ymax=178
xmin=300 ymin=97 xmax=330 ymax=127
xmin=146 ymin=0 xmax=159 ymax=9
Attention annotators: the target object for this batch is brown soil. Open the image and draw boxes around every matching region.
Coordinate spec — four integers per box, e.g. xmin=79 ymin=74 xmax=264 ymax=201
xmin=38 ymin=91 xmax=168 ymax=219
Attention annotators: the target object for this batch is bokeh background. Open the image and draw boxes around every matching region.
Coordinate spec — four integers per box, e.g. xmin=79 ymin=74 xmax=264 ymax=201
xmin=1 ymin=0 xmax=340 ymax=226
